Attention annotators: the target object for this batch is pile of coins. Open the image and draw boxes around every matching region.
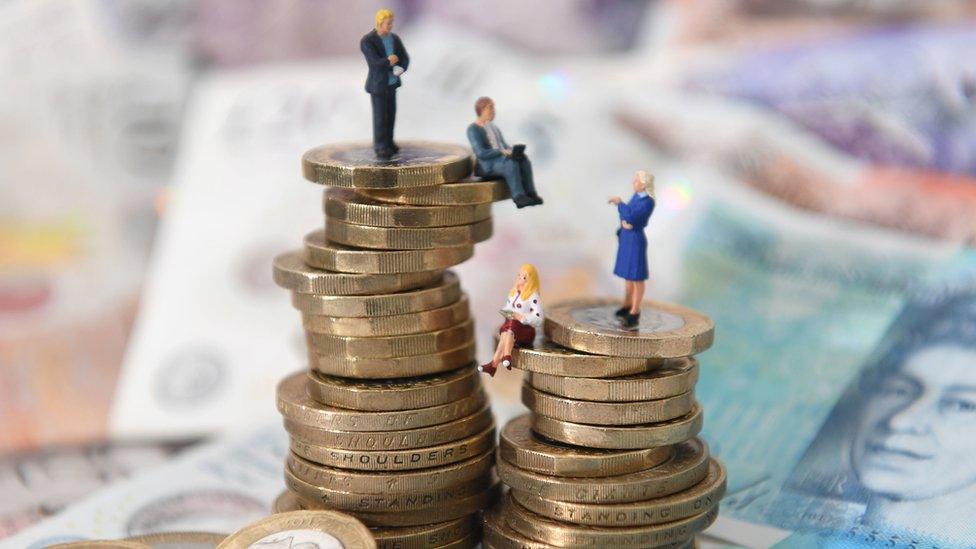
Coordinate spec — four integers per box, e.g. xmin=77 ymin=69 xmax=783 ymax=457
xmin=484 ymin=298 xmax=727 ymax=548
xmin=270 ymin=142 xmax=510 ymax=548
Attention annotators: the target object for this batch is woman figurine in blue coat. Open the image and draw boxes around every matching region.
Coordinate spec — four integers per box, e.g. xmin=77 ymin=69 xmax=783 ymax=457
xmin=608 ymin=170 xmax=655 ymax=329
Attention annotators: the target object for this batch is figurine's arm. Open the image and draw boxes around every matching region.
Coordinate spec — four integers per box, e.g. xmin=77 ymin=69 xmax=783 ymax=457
xmin=394 ymin=34 xmax=409 ymax=71
xmin=617 ymin=200 xmax=635 ymax=223
xmin=467 ymin=125 xmax=503 ymax=161
xmin=360 ymin=36 xmax=391 ymax=69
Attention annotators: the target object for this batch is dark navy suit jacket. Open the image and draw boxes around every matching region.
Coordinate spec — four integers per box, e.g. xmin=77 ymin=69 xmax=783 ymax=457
xmin=360 ymin=30 xmax=409 ymax=94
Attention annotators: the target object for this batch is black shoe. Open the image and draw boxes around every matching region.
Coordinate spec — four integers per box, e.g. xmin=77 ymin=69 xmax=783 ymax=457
xmin=375 ymin=148 xmax=394 ymax=160
xmin=622 ymin=312 xmax=640 ymax=329
xmin=513 ymin=194 xmax=535 ymax=209
xmin=614 ymin=306 xmax=629 ymax=318
xmin=390 ymin=142 xmax=400 ymax=153
xmin=528 ymin=193 xmax=544 ymax=205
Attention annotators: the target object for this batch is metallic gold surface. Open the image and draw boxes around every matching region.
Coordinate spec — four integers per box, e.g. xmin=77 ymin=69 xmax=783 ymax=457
xmin=303 ymin=229 xmax=473 ymax=274
xmin=325 ymin=189 xmax=492 ymax=227
xmin=359 ymin=178 xmax=510 ymax=206
xmin=309 ymin=341 xmax=476 ymax=379
xmin=511 ymin=338 xmax=663 ymax=378
xmin=526 ymin=359 xmax=698 ymax=401
xmin=273 ymin=250 xmax=442 ymax=295
xmin=522 ymin=385 xmax=695 ymax=425
xmin=291 ymin=272 xmax=460 ymax=316
xmin=302 ymin=141 xmax=472 ymax=188
xmin=306 ymin=366 xmax=480 ymax=411
xmin=214 ymin=510 xmax=375 ymax=549
xmin=305 ymin=319 xmax=474 ymax=359
xmin=325 ymin=218 xmax=492 ymax=250
xmin=531 ymin=404 xmax=704 ymax=449
xmin=303 ymin=295 xmax=470 ymax=337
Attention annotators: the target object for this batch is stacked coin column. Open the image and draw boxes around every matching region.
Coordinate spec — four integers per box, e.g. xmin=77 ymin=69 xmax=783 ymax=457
xmin=485 ymin=298 xmax=727 ymax=549
xmin=270 ymin=142 xmax=509 ymax=549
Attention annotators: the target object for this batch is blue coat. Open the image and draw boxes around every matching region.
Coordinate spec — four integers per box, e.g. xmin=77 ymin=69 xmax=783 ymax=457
xmin=360 ymin=30 xmax=409 ymax=94
xmin=466 ymin=123 xmax=509 ymax=176
xmin=613 ymin=193 xmax=655 ymax=281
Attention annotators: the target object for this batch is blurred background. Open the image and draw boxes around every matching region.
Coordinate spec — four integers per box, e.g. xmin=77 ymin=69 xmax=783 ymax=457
xmin=3 ymin=0 xmax=976 ymax=547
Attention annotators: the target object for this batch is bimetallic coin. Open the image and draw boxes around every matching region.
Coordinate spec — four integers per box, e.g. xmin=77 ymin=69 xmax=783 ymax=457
xmin=544 ymin=298 xmax=714 ymax=358
xmin=359 ymin=178 xmax=510 ymax=206
xmin=325 ymin=189 xmax=492 ymax=227
xmin=496 ymin=438 xmax=709 ymax=503
xmin=305 ymin=319 xmax=474 ymax=359
xmin=48 ymin=543 xmax=147 ymax=549
xmin=511 ymin=338 xmax=662 ymax=378
xmin=309 ymin=341 xmax=476 ymax=379
xmin=291 ymin=271 xmax=459 ymax=317
xmin=277 ymin=372 xmax=486 ymax=432
xmin=284 ymin=405 xmax=494 ymax=451
xmin=291 ymin=424 xmax=495 ymax=472
xmin=522 ymin=385 xmax=695 ymax=425
xmin=532 ymin=404 xmax=704 ymax=450
xmin=125 ymin=532 xmax=226 ymax=547
xmin=326 ymin=218 xmax=492 ymax=250
xmin=304 ymin=230 xmax=473 ymax=274
xmin=499 ymin=415 xmax=672 ymax=478
xmin=286 ymin=450 xmax=494 ymax=493
xmin=214 ymin=510 xmax=375 ymax=549
xmin=527 ymin=358 xmax=698 ymax=401
xmin=303 ymin=141 xmax=472 ymax=188
xmin=306 ymin=366 xmax=480 ymax=411
xmin=304 ymin=295 xmax=470 ymax=337
xmin=511 ymin=458 xmax=725 ymax=527
xmin=504 ymin=493 xmax=717 ymax=548
xmin=272 ymin=251 xmax=441 ymax=295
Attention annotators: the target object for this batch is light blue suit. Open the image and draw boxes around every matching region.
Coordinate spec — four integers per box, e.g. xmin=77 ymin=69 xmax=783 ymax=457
xmin=466 ymin=123 xmax=537 ymax=198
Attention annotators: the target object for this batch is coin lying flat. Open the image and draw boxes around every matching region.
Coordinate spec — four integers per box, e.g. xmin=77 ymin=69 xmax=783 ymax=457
xmin=304 ymin=230 xmax=473 ymax=274
xmin=306 ymin=319 xmax=474 ymax=359
xmin=522 ymin=384 xmax=695 ymax=425
xmin=304 ymin=295 xmax=470 ymax=337
xmin=309 ymin=341 xmax=476 ymax=379
xmin=273 ymin=251 xmax=442 ymax=295
xmin=482 ymin=501 xmax=557 ymax=549
xmin=306 ymin=366 xmax=480 ymax=411
xmin=532 ymin=404 xmax=703 ymax=449
xmin=303 ymin=141 xmax=472 ymax=188
xmin=291 ymin=274 xmax=460 ymax=317
xmin=325 ymin=218 xmax=492 ymax=250
xmin=125 ymin=532 xmax=227 ymax=548
xmin=544 ymin=298 xmax=714 ymax=358
xmin=511 ymin=338 xmax=663 ymax=378
xmin=359 ymin=178 xmax=510 ymax=206
xmin=499 ymin=415 xmax=672 ymax=478
xmin=511 ymin=458 xmax=725 ymax=527
xmin=325 ymin=189 xmax=493 ymax=227
xmin=48 ymin=543 xmax=148 ymax=549
xmin=277 ymin=372 xmax=486 ymax=432
xmin=215 ymin=510 xmax=375 ymax=549
xmin=496 ymin=438 xmax=709 ymax=504
xmin=291 ymin=423 xmax=495 ymax=472
xmin=526 ymin=358 xmax=698 ymax=402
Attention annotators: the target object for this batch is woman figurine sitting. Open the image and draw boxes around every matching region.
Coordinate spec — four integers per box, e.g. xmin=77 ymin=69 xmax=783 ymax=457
xmin=479 ymin=264 xmax=543 ymax=377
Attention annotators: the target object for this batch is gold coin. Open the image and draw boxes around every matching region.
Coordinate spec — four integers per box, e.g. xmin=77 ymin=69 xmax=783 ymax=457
xmin=304 ymin=294 xmax=470 ymax=337
xmin=522 ymin=385 xmax=695 ymax=425
xmin=291 ymin=271 xmax=460 ymax=317
xmin=287 ymin=449 xmax=494 ymax=493
xmin=309 ymin=342 xmax=476 ymax=379
xmin=291 ymin=423 xmax=495 ymax=471
xmin=303 ymin=141 xmax=472 ymax=188
xmin=215 ymin=510 xmax=375 ymax=549
xmin=532 ymin=404 xmax=703 ymax=450
xmin=544 ymin=298 xmax=714 ymax=358
xmin=499 ymin=415 xmax=672 ymax=478
xmin=358 ymin=178 xmax=510 ymax=206
xmin=304 ymin=229 xmax=473 ymax=274
xmin=284 ymin=405 xmax=493 ymax=451
xmin=527 ymin=358 xmax=698 ymax=401
xmin=511 ymin=458 xmax=725 ymax=527
xmin=325 ymin=189 xmax=493 ymax=227
xmin=272 ymin=250 xmax=442 ymax=295
xmin=431 ymin=533 xmax=478 ymax=549
xmin=277 ymin=372 xmax=486 ymax=432
xmin=47 ymin=543 xmax=147 ymax=549
xmin=125 ymin=532 xmax=226 ymax=547
xmin=326 ymin=218 xmax=492 ymax=250
xmin=305 ymin=319 xmax=474 ymax=359
xmin=504 ymin=492 xmax=718 ymax=548
xmin=306 ymin=366 xmax=480 ymax=411
xmin=496 ymin=438 xmax=709 ymax=503
xmin=284 ymin=466 xmax=493 ymax=512
xmin=482 ymin=501 xmax=556 ymax=549
xmin=511 ymin=338 xmax=663 ymax=378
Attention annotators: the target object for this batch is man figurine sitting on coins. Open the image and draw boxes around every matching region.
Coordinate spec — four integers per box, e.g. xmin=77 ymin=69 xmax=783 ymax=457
xmin=467 ymin=97 xmax=543 ymax=209
xmin=608 ymin=170 xmax=656 ymax=329
xmin=361 ymin=8 xmax=409 ymax=159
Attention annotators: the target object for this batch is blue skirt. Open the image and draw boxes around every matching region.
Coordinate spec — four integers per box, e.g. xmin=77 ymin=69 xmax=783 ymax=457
xmin=613 ymin=229 xmax=648 ymax=281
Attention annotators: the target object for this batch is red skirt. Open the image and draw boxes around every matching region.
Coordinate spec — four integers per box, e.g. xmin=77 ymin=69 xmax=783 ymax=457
xmin=500 ymin=319 xmax=535 ymax=346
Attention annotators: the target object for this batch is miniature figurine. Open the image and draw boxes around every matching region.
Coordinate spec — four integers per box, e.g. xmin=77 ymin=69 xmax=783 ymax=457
xmin=479 ymin=264 xmax=544 ymax=377
xmin=608 ymin=171 xmax=655 ymax=329
xmin=360 ymin=9 xmax=409 ymax=159
xmin=467 ymin=97 xmax=543 ymax=209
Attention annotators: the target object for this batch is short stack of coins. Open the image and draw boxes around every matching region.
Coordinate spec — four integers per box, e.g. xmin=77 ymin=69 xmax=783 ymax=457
xmin=484 ymin=297 xmax=727 ymax=549
xmin=271 ymin=142 xmax=511 ymax=549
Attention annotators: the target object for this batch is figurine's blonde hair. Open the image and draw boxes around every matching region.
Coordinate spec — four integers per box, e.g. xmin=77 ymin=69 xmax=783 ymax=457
xmin=375 ymin=8 xmax=394 ymax=25
xmin=510 ymin=264 xmax=541 ymax=299
xmin=636 ymin=170 xmax=656 ymax=198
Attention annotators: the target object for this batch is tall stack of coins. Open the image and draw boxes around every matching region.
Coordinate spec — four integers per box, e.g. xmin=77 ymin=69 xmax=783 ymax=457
xmin=485 ymin=297 xmax=727 ymax=548
xmin=270 ymin=142 xmax=510 ymax=549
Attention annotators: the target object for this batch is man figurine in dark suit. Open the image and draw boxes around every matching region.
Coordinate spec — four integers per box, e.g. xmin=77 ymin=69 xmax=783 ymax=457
xmin=360 ymin=9 xmax=409 ymax=159
xmin=466 ymin=96 xmax=543 ymax=209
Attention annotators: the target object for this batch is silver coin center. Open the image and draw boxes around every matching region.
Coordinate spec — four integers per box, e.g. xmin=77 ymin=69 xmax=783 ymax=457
xmin=248 ymin=529 xmax=344 ymax=548
xmin=570 ymin=304 xmax=685 ymax=333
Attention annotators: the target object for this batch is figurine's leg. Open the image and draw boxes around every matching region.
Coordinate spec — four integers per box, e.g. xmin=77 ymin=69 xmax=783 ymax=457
xmin=370 ymin=94 xmax=384 ymax=153
xmin=386 ymin=91 xmax=397 ymax=150
xmin=631 ymin=281 xmax=645 ymax=314
xmin=500 ymin=330 xmax=515 ymax=356
xmin=624 ymin=281 xmax=634 ymax=308
xmin=518 ymin=158 xmax=537 ymax=196
xmin=501 ymin=160 xmax=526 ymax=197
